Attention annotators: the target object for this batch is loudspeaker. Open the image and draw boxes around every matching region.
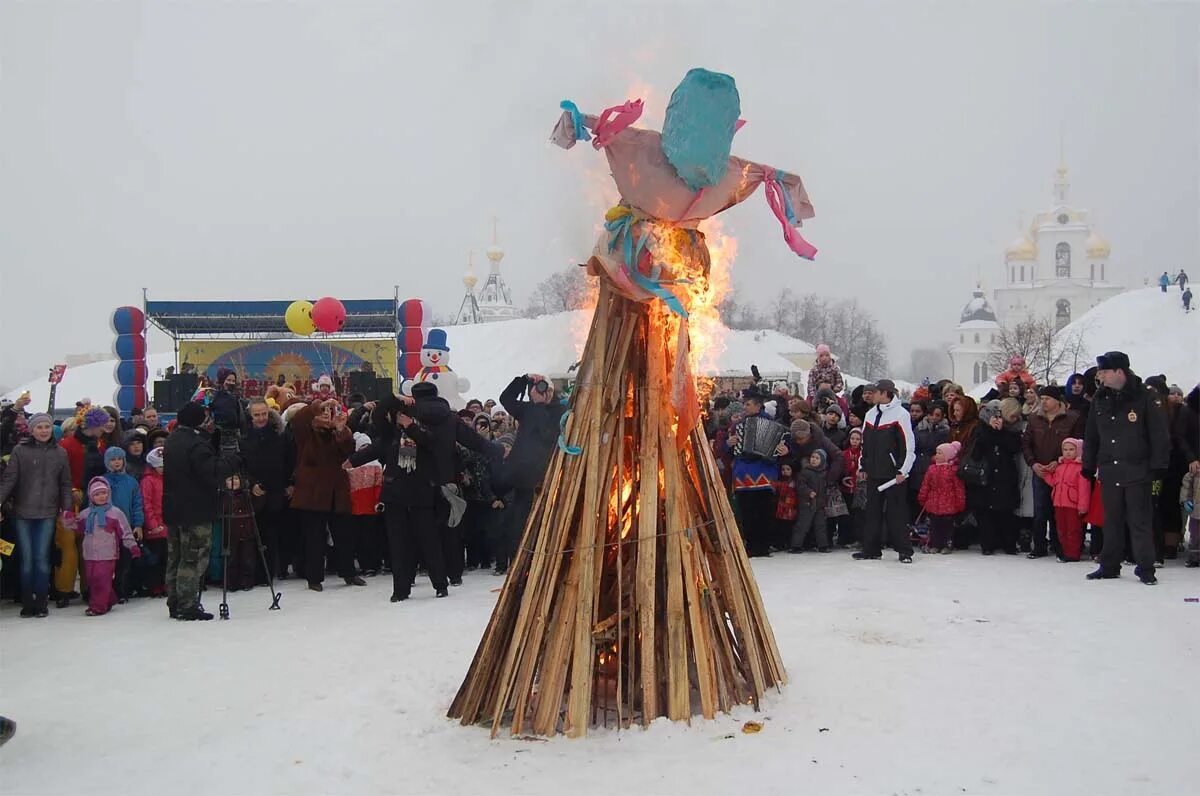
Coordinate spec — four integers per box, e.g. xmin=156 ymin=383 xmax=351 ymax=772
xmin=167 ymin=373 xmax=199 ymax=411
xmin=346 ymin=371 xmax=376 ymax=400
xmin=152 ymin=381 xmax=172 ymax=412
xmin=375 ymin=378 xmax=393 ymax=401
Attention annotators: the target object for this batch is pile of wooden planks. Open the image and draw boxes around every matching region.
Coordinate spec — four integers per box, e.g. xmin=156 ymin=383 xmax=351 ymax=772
xmin=448 ymin=281 xmax=786 ymax=737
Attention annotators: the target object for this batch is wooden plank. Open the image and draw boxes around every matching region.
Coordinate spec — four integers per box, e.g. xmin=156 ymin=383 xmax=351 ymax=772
xmin=634 ymin=318 xmax=660 ymax=725
xmin=660 ymin=411 xmax=690 ymax=722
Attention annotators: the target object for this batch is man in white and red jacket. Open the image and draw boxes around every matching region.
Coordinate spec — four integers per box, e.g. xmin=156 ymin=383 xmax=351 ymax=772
xmin=854 ymin=379 xmax=916 ymax=562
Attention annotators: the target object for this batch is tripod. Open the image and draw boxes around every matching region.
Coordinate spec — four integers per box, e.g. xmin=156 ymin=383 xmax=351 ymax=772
xmin=216 ymin=473 xmax=283 ymax=620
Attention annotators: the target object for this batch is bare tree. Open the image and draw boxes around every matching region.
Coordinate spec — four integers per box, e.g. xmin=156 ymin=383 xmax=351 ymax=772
xmin=525 ymin=266 xmax=590 ymax=317
xmin=989 ymin=316 xmax=1091 ymax=385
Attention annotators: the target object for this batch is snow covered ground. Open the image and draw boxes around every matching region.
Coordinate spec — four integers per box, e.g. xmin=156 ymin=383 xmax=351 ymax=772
xmin=4 ymin=553 xmax=1198 ymax=795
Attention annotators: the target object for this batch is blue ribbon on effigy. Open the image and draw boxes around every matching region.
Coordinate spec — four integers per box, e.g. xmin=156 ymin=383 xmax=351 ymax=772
xmin=557 ymin=409 xmax=582 ymax=456
xmin=603 ymin=212 xmax=690 ymax=318
xmin=776 ymin=173 xmax=797 ymax=225
xmin=560 ymin=100 xmax=591 ymax=143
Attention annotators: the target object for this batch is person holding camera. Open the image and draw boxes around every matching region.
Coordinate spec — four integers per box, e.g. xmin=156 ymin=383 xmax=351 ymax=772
xmin=498 ymin=373 xmax=567 ymax=552
xmin=162 ymin=402 xmax=240 ymax=620
xmin=290 ymin=398 xmax=364 ymax=592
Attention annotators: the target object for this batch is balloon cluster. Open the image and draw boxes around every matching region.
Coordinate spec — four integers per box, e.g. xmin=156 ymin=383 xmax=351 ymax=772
xmin=286 ymin=297 xmax=346 ymax=336
xmin=111 ymin=306 xmax=147 ymax=412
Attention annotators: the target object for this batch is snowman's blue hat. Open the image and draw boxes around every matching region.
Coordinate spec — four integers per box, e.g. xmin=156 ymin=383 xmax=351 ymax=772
xmin=424 ymin=328 xmax=450 ymax=352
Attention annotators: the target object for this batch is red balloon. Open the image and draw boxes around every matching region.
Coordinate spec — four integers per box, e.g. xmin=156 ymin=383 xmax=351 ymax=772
xmin=311 ymin=297 xmax=347 ymax=333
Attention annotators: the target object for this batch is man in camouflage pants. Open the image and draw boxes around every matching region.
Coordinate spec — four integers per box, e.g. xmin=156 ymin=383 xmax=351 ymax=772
xmin=163 ymin=402 xmax=238 ymax=620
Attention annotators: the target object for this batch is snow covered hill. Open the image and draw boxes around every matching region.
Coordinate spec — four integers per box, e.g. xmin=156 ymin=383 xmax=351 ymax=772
xmin=1056 ymin=286 xmax=1198 ymax=387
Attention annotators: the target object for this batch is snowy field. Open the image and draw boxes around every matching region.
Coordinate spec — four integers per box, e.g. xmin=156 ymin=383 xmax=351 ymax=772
xmin=3 ymin=554 xmax=1198 ymax=795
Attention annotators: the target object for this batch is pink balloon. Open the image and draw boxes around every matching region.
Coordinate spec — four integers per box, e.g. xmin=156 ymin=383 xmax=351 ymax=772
xmin=311 ymin=296 xmax=346 ymax=333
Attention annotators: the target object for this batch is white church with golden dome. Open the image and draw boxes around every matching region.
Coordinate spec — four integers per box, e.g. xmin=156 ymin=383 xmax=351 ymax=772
xmin=456 ymin=220 xmax=518 ymax=325
xmin=950 ymin=159 xmax=1124 ymax=386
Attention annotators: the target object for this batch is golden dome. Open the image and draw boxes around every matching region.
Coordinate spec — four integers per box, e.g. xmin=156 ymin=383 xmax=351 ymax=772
xmin=1086 ymin=231 xmax=1110 ymax=258
xmin=1005 ymin=236 xmax=1036 ymax=261
xmin=463 ymin=270 xmax=478 ymax=289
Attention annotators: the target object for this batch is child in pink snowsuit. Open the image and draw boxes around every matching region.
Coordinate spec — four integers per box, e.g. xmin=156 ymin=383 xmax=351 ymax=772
xmin=1038 ymin=438 xmax=1091 ymax=562
xmin=73 ymin=477 xmax=140 ymax=615
xmin=917 ymin=441 xmax=966 ymax=553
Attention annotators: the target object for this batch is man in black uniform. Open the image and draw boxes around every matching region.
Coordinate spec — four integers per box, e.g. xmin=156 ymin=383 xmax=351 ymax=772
xmin=1083 ymin=351 xmax=1170 ymax=585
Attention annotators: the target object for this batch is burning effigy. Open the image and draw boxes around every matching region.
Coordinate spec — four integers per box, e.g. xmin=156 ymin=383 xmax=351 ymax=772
xmin=448 ymin=69 xmax=816 ymax=737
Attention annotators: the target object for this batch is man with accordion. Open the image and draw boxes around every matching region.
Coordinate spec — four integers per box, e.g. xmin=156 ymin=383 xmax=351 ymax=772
xmin=728 ymin=391 xmax=790 ymax=558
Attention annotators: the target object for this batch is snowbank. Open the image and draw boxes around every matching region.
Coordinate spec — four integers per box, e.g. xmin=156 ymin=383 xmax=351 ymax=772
xmin=1056 ymin=286 xmax=1199 ymax=387
xmin=3 ymin=554 xmax=1197 ymax=794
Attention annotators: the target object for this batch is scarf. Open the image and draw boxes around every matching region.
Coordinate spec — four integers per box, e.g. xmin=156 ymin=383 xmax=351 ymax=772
xmin=86 ymin=503 xmax=112 ymax=536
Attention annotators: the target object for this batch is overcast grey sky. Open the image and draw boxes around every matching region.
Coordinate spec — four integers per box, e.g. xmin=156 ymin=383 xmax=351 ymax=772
xmin=2 ymin=1 xmax=1197 ymax=389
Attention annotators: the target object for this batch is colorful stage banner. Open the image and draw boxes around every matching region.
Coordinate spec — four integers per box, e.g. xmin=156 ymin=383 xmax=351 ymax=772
xmin=178 ymin=339 xmax=397 ymax=395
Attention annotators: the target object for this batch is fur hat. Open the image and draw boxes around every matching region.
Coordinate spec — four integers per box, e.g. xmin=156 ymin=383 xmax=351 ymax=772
xmin=979 ymin=399 xmax=1003 ymax=424
xmin=1096 ymin=351 xmax=1131 ymax=372
xmin=936 ymin=441 xmax=961 ymax=462
xmin=88 ymin=477 xmax=110 ymax=501
xmin=1037 ymin=384 xmax=1064 ymax=402
xmin=176 ymin=401 xmax=208 ymax=429
xmin=411 ymin=382 xmax=438 ymax=399
xmin=104 ymin=446 xmax=126 ymax=466
xmin=146 ymin=447 xmax=164 ymax=470
xmin=84 ymin=407 xmax=111 ymax=430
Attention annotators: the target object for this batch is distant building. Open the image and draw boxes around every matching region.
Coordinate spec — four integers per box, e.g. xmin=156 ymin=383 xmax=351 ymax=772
xmin=993 ymin=158 xmax=1123 ymax=331
xmin=456 ymin=225 xmax=517 ymax=324
xmin=950 ymin=157 xmax=1125 ymax=387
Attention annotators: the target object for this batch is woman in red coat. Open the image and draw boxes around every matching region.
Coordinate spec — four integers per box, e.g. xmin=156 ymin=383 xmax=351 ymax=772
xmin=289 ymin=400 xmax=363 ymax=591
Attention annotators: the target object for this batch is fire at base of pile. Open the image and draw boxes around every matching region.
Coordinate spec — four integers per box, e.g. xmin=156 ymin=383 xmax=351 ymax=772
xmin=447 ymin=279 xmax=787 ymax=738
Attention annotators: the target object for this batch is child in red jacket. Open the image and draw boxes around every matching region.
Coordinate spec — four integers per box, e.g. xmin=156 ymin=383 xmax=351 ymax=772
xmin=140 ymin=448 xmax=168 ymax=597
xmin=1038 ymin=437 xmax=1091 ymax=562
xmin=773 ymin=463 xmax=799 ymax=550
xmin=917 ymin=441 xmax=966 ymax=554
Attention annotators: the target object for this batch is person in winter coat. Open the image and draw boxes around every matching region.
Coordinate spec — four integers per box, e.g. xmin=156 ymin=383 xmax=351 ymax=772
xmin=290 ymin=399 xmax=364 ymax=592
xmin=461 ymin=415 xmax=499 ymax=571
xmin=1083 ymin=351 xmax=1171 ymax=584
xmin=102 ymin=447 xmax=144 ymax=600
xmin=219 ymin=474 xmax=261 ymax=592
xmin=1183 ymin=287 xmax=1193 ymax=312
xmin=1181 ymin=468 xmax=1200 ymax=567
xmin=1064 ymin=373 xmax=1091 ymax=423
xmin=820 ymin=404 xmax=848 ymax=450
xmin=1021 ymin=385 xmax=1084 ymax=558
xmin=855 ymin=380 xmax=916 ymax=562
xmin=71 ymin=478 xmax=140 ymax=615
xmin=728 ymin=393 xmax=789 ymax=557
xmin=1158 ymin=271 xmax=1170 ymax=292
xmin=1177 ymin=269 xmax=1190 ymax=290
xmin=163 ymin=402 xmax=239 ymax=620
xmin=965 ymin=401 xmax=1022 ymax=555
xmin=350 ymin=393 xmax=452 ymax=600
xmin=994 ymin=355 xmax=1037 ymax=393
xmin=773 ymin=463 xmax=799 ymax=551
xmin=346 ymin=432 xmax=385 ymax=576
xmin=240 ymin=399 xmax=290 ymax=581
xmin=917 ymin=441 xmax=966 ymax=553
xmin=909 ymin=403 xmax=951 ymax=523
xmin=949 ymin=396 xmax=981 ymax=450
xmin=488 ymin=432 xmax=519 ymax=575
xmin=0 ymin=413 xmax=73 ymax=616
xmin=806 ymin=344 xmax=845 ymax=400
xmin=834 ymin=427 xmax=864 ymax=548
xmin=122 ymin=430 xmax=148 ymax=481
xmin=791 ymin=450 xmax=830 ymax=551
xmin=1037 ymin=438 xmax=1091 ymax=562
xmin=499 ymin=373 xmax=568 ymax=547
xmin=0 ymin=391 xmax=31 ymax=456
xmin=140 ymin=447 xmax=168 ymax=597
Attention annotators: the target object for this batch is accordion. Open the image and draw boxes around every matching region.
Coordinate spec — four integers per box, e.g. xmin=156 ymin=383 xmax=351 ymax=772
xmin=739 ymin=416 xmax=787 ymax=461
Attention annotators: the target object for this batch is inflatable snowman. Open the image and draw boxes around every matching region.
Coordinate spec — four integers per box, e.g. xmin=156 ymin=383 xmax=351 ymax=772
xmin=411 ymin=328 xmax=470 ymax=410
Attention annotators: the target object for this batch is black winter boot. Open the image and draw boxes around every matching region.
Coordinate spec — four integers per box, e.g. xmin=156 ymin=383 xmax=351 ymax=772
xmin=34 ymin=594 xmax=49 ymax=618
xmin=19 ymin=592 xmax=35 ymax=618
xmin=1086 ymin=567 xmax=1119 ymax=580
